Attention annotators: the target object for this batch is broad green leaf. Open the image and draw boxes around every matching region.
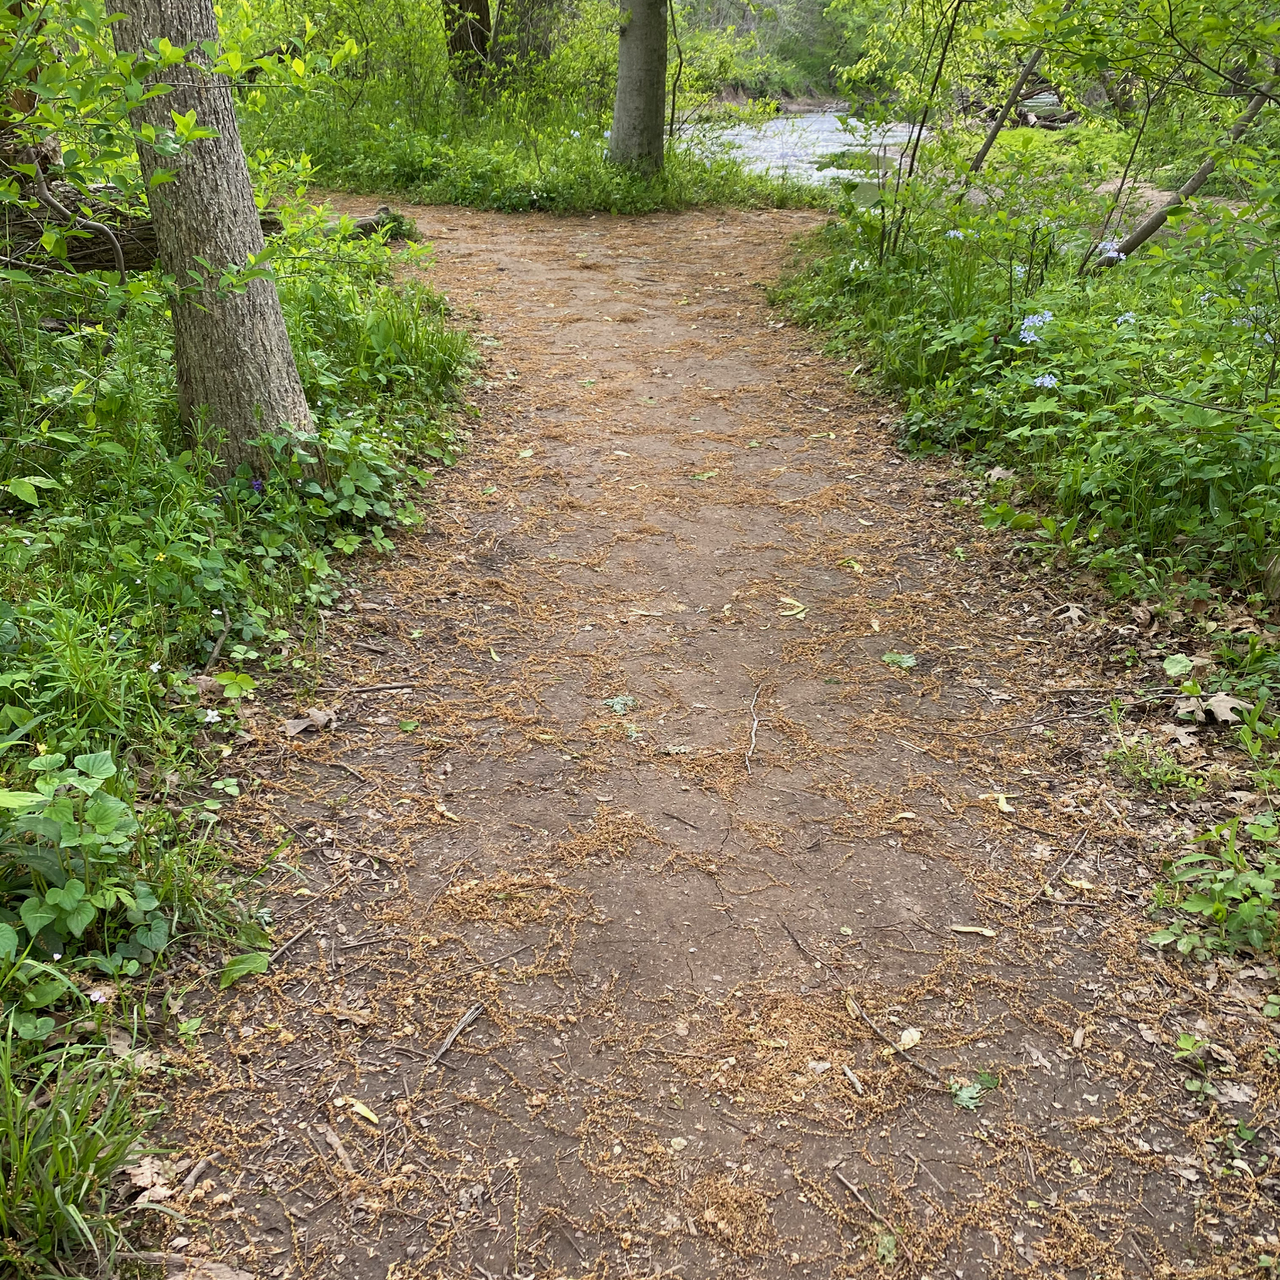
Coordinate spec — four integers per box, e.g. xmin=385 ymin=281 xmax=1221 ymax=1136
xmin=0 ymin=923 xmax=18 ymax=961
xmin=0 ymin=790 xmax=46 ymax=809
xmin=219 ymin=951 xmax=269 ymax=989
xmin=73 ymin=751 xmax=116 ymax=780
xmin=19 ymin=897 xmax=56 ymax=937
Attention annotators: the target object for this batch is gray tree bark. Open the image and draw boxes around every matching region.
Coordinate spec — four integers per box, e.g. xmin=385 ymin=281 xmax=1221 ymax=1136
xmin=113 ymin=0 xmax=311 ymax=475
xmin=609 ymin=0 xmax=667 ymax=173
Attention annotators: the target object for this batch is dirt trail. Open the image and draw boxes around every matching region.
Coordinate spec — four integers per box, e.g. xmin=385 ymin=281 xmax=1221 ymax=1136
xmin=160 ymin=206 xmax=1277 ymax=1280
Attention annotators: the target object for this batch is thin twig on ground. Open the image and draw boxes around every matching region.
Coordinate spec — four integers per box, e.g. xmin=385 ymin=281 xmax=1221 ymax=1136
xmin=832 ymin=1166 xmax=915 ymax=1265
xmin=744 ymin=683 xmax=763 ymax=775
xmin=429 ymin=1002 xmax=484 ymax=1067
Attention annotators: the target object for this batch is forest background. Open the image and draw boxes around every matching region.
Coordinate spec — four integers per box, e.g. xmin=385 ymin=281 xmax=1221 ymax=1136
xmin=2 ymin=0 xmax=1280 ymax=1273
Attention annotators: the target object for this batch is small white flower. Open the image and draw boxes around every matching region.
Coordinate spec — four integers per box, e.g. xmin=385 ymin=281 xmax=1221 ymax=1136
xmin=149 ymin=662 xmax=161 ymax=673
xmin=212 ymin=609 xmax=222 ymax=617
xmin=52 ymin=952 xmax=62 ymax=961
xmin=89 ymin=991 xmax=107 ymax=1004
xmin=944 ymin=228 xmax=968 ymax=240
xmin=203 ymin=709 xmax=222 ymax=724
xmin=1032 ymin=373 xmax=1058 ymax=388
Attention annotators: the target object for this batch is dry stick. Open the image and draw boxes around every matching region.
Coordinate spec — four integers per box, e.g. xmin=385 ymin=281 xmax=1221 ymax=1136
xmin=270 ymin=921 xmax=315 ymax=963
xmin=744 ymin=683 xmax=763 ymax=775
xmin=832 ymin=1167 xmax=916 ymax=1265
xmin=451 ymin=942 xmax=534 ymax=978
xmin=844 ymin=993 xmax=946 ymax=1088
xmin=428 ymin=1002 xmax=484 ymax=1067
xmin=1018 ymin=830 xmax=1089 ymax=910
xmin=781 ymin=917 xmax=838 ymax=971
xmin=201 ymin=613 xmax=234 ymax=675
xmin=1107 ymin=83 xmax=1275 ymax=262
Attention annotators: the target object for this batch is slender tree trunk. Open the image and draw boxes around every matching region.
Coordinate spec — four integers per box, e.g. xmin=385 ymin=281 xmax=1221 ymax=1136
xmin=1108 ymin=85 xmax=1273 ymax=261
xmin=967 ymin=48 xmax=1044 ymax=177
xmin=444 ymin=0 xmax=492 ymax=80
xmin=610 ymin=0 xmax=667 ymax=173
xmin=966 ymin=0 xmax=1075 ymax=181
xmin=113 ymin=0 xmax=311 ymax=475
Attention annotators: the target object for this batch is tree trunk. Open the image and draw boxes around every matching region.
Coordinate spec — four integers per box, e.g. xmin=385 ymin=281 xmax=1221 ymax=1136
xmin=609 ymin=0 xmax=667 ymax=174
xmin=444 ymin=0 xmax=491 ymax=80
xmin=967 ymin=48 xmax=1044 ymax=178
xmin=112 ymin=0 xmax=311 ymax=476
xmin=1108 ymin=85 xmax=1273 ymax=262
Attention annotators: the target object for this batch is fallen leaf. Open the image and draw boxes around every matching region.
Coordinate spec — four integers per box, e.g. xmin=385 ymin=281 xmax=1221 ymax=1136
xmin=1158 ymin=723 xmax=1199 ymax=747
xmin=986 ymin=466 xmax=1016 ymax=481
xmin=898 ymin=1027 xmax=922 ymax=1051
xmin=1205 ymin=692 xmax=1250 ymax=724
xmin=434 ymin=799 xmax=461 ymax=823
xmin=670 ymin=1137 xmax=688 ymax=1151
xmin=1138 ymin=1025 xmax=1161 ymax=1045
xmin=1215 ymin=1080 xmax=1257 ymax=1104
xmin=778 ymin=596 xmax=808 ymax=619
xmin=325 ymin=1006 xmax=374 ymax=1026
xmin=979 ymin=791 xmax=1016 ymax=814
xmin=950 ymin=925 xmax=997 ymax=938
xmin=1163 ymin=654 xmax=1195 ymax=679
xmin=690 ymin=470 xmax=718 ymax=481
xmin=347 ymin=1098 xmax=380 ymax=1125
xmin=283 ymin=706 xmax=337 ymax=737
xmin=489 ymin=647 xmax=501 ymax=662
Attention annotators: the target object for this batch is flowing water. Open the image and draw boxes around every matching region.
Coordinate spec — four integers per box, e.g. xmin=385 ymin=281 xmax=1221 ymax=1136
xmin=706 ymin=109 xmax=915 ymax=184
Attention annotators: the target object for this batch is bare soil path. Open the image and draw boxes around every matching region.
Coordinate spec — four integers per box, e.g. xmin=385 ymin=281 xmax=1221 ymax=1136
xmin=158 ymin=206 xmax=1278 ymax=1280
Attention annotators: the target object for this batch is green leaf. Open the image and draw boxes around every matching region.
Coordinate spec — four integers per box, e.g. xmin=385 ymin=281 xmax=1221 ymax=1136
xmin=881 ymin=652 xmax=918 ymax=669
xmin=73 ymin=751 xmax=116 ymax=780
xmin=1164 ymin=654 xmax=1194 ymax=679
xmin=0 ymin=790 xmax=46 ymax=809
xmin=219 ymin=951 xmax=269 ymax=989
xmin=19 ymin=897 xmax=56 ymax=937
xmin=63 ymin=901 xmax=96 ymax=938
xmin=0 ymin=923 xmax=18 ymax=961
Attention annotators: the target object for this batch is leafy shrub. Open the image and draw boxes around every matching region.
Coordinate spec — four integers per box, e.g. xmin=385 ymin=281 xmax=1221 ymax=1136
xmin=778 ymin=130 xmax=1280 ymax=594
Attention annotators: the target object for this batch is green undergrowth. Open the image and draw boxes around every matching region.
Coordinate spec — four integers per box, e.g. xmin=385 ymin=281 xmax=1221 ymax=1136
xmin=778 ymin=128 xmax=1280 ymax=601
xmin=298 ymin=121 xmax=825 ymax=214
xmin=0 ymin=180 xmax=470 ymax=1273
xmin=243 ymin=0 xmax=829 ymax=214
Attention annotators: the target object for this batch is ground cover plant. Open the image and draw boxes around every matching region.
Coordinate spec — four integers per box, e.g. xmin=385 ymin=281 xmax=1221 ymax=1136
xmin=0 ymin=4 xmax=471 ymax=1271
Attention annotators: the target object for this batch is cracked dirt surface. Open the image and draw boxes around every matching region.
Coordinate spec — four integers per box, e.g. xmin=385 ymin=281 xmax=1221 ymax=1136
xmin=152 ymin=205 xmax=1280 ymax=1280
